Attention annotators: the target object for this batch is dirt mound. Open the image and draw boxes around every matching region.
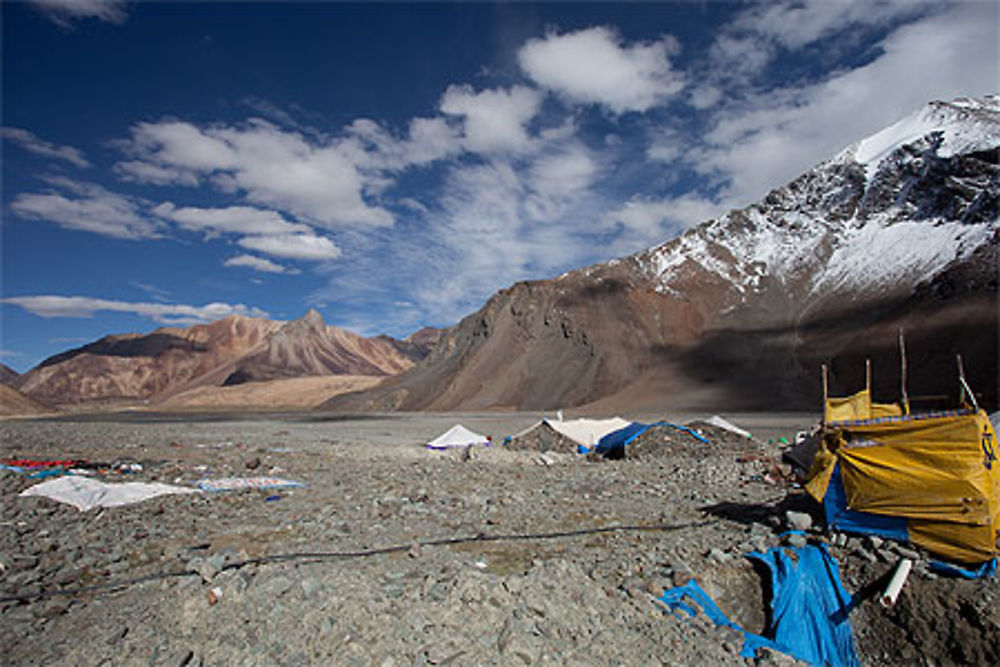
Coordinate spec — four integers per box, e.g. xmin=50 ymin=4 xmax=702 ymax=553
xmin=160 ymin=375 xmax=384 ymax=410
xmin=505 ymin=423 xmax=580 ymax=454
xmin=623 ymin=424 xmax=715 ymax=460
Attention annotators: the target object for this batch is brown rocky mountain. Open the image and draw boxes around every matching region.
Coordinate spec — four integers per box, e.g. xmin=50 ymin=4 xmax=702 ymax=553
xmin=16 ymin=311 xmax=435 ymax=408
xmin=0 ymin=383 xmax=51 ymax=417
xmin=220 ymin=309 xmax=426 ymax=385
xmin=322 ymin=97 xmax=999 ymax=413
xmin=0 ymin=362 xmax=19 ymax=386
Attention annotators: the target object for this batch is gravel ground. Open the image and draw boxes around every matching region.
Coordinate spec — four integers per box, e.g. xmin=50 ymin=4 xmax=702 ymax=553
xmin=1 ymin=412 xmax=998 ymax=666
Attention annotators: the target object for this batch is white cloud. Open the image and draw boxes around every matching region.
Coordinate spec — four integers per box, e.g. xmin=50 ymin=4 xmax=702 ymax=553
xmin=1 ymin=295 xmax=267 ymax=326
xmin=223 ymin=254 xmax=297 ymax=274
xmin=10 ymin=180 xmax=158 ymax=240
xmin=695 ymin=2 xmax=999 ymax=207
xmin=604 ymin=194 xmax=727 ymax=253
xmin=118 ymin=119 xmax=394 ymax=229
xmin=115 ymin=160 xmax=199 ymax=186
xmin=518 ymin=26 xmax=684 ymax=113
xmin=524 ymin=146 xmax=597 ymax=221
xmin=152 ymin=203 xmax=311 ymax=237
xmin=29 ymin=0 xmax=128 ymax=28
xmin=238 ymin=233 xmax=342 ymax=261
xmin=730 ymin=0 xmax=933 ymax=51
xmin=1 ymin=127 xmax=90 ymax=168
xmin=439 ymin=85 xmax=543 ymax=154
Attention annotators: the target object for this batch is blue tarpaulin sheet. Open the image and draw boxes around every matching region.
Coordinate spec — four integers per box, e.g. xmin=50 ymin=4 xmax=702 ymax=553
xmin=929 ymin=557 xmax=997 ymax=579
xmin=595 ymin=421 xmax=710 ymax=458
xmin=659 ymin=544 xmax=859 ymax=667
xmin=823 ymin=464 xmax=909 ymax=542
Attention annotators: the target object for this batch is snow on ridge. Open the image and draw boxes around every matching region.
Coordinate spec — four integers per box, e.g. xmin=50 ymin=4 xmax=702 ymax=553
xmin=855 ymin=97 xmax=1000 ymax=181
xmin=809 ymin=215 xmax=993 ymax=297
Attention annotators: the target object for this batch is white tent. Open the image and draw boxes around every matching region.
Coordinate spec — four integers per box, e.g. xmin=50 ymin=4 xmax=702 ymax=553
xmin=514 ymin=416 xmax=631 ymax=447
xmin=426 ymin=424 xmax=490 ymax=450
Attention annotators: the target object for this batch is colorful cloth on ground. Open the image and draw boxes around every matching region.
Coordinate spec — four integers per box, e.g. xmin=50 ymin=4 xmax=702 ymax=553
xmin=197 ymin=477 xmax=305 ymax=492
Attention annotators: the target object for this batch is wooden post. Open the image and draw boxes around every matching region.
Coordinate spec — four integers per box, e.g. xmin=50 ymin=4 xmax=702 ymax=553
xmin=822 ymin=364 xmax=829 ymax=425
xmin=899 ymin=329 xmax=910 ymax=415
xmin=957 ymin=354 xmax=980 ymax=412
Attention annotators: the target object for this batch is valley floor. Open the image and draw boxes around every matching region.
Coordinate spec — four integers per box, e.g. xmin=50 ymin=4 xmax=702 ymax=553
xmin=1 ymin=413 xmax=997 ymax=665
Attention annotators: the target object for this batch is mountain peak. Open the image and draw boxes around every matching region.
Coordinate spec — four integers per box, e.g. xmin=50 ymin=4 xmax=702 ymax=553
xmin=303 ymin=308 xmax=325 ymax=327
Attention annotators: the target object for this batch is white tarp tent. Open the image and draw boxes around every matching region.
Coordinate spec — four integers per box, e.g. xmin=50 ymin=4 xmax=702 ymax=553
xmin=514 ymin=416 xmax=631 ymax=447
xmin=426 ymin=424 xmax=490 ymax=450
xmin=19 ymin=476 xmax=197 ymax=511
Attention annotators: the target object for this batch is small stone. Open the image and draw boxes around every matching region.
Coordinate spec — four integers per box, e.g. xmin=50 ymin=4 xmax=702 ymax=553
xmin=866 ymin=535 xmax=884 ymax=550
xmin=785 ymin=511 xmax=813 ymax=532
xmin=707 ymin=548 xmax=731 ymax=564
xmin=785 ymin=534 xmax=808 ymax=549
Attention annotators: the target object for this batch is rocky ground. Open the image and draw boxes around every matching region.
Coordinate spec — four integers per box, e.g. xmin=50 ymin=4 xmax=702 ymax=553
xmin=1 ymin=411 xmax=998 ymax=666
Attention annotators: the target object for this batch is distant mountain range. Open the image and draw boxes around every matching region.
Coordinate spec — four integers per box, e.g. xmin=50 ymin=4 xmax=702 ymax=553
xmin=323 ymin=96 xmax=999 ymax=413
xmin=4 ymin=96 xmax=996 ymax=416
xmin=8 ymin=310 xmax=439 ymax=409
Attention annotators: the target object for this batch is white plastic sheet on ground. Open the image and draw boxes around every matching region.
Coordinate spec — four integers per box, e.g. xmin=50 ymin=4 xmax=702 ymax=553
xmin=19 ymin=476 xmax=197 ymax=511
xmin=426 ymin=424 xmax=490 ymax=449
xmin=704 ymin=415 xmax=752 ymax=439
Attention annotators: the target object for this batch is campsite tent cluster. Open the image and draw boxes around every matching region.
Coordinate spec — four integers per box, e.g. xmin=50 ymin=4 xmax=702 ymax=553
xmin=425 ymin=416 xmax=749 ymax=458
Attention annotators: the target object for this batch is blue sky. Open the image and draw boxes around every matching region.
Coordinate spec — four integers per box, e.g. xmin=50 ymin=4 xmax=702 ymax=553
xmin=1 ymin=0 xmax=997 ymax=372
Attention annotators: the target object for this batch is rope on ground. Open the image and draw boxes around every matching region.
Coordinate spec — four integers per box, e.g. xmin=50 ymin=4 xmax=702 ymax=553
xmin=0 ymin=519 xmax=715 ymax=604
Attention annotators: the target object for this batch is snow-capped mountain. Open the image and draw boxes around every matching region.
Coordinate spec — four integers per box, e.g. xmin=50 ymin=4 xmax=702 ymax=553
xmin=334 ymin=96 xmax=998 ymax=412
xmin=639 ymin=95 xmax=998 ymax=318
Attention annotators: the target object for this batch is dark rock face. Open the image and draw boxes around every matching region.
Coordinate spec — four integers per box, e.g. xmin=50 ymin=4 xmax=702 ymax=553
xmin=324 ymin=97 xmax=999 ymax=413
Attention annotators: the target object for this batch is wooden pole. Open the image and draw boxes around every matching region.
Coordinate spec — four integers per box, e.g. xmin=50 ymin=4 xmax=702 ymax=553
xmin=957 ymin=354 xmax=980 ymax=411
xmin=822 ymin=364 xmax=829 ymax=426
xmin=899 ymin=329 xmax=910 ymax=415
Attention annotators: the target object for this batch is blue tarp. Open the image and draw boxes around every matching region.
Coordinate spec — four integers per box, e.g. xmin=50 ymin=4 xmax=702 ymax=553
xmin=594 ymin=422 xmax=648 ymax=457
xmin=929 ymin=558 xmax=998 ymax=579
xmin=823 ymin=464 xmax=909 ymax=542
xmin=595 ymin=421 xmax=710 ymax=458
xmin=659 ymin=544 xmax=859 ymax=667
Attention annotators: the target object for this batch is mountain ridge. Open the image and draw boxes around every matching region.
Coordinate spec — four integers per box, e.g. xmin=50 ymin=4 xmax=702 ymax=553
xmin=322 ymin=95 xmax=999 ymax=413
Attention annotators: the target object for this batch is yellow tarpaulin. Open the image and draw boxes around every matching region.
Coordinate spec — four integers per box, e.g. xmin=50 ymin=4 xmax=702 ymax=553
xmin=807 ymin=409 xmax=1000 ymax=564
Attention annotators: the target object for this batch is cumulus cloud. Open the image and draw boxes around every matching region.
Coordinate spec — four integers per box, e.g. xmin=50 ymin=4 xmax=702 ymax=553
xmin=439 ymin=85 xmax=543 ymax=154
xmin=223 ymin=254 xmax=297 ymax=274
xmin=29 ymin=0 xmax=129 ymax=29
xmin=152 ymin=203 xmax=312 ymax=237
xmin=238 ymin=233 xmax=342 ymax=261
xmin=518 ymin=26 xmax=683 ymax=113
xmin=1 ymin=295 xmax=267 ymax=326
xmin=10 ymin=180 xmax=158 ymax=240
xmin=604 ymin=194 xmax=726 ymax=253
xmin=1 ymin=127 xmax=90 ymax=168
xmin=117 ymin=119 xmax=393 ymax=229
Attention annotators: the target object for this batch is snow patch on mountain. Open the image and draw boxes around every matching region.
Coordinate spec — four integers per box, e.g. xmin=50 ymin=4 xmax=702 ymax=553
xmin=635 ymin=96 xmax=999 ymax=305
xmin=810 ymin=215 xmax=994 ymax=296
xmin=854 ymin=95 xmax=1000 ymax=181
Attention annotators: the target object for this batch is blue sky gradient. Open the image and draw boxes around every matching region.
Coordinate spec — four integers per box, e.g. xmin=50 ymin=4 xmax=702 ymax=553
xmin=2 ymin=1 xmax=997 ymax=372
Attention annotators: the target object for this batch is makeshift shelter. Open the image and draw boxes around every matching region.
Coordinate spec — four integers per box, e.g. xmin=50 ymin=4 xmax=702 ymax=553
xmin=806 ymin=361 xmax=1000 ymax=564
xmin=426 ymin=424 xmax=490 ymax=450
xmin=509 ymin=416 xmax=630 ymax=453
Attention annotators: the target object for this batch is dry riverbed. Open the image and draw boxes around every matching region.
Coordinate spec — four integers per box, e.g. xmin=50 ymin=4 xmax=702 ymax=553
xmin=1 ymin=412 xmax=998 ymax=665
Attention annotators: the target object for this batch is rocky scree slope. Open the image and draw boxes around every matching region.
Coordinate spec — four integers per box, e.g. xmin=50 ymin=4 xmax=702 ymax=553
xmin=324 ymin=96 xmax=999 ymax=413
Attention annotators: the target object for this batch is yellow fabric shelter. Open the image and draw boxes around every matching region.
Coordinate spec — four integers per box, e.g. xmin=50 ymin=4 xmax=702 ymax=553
xmin=807 ymin=408 xmax=1000 ymax=564
xmin=823 ymin=388 xmax=903 ymax=423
